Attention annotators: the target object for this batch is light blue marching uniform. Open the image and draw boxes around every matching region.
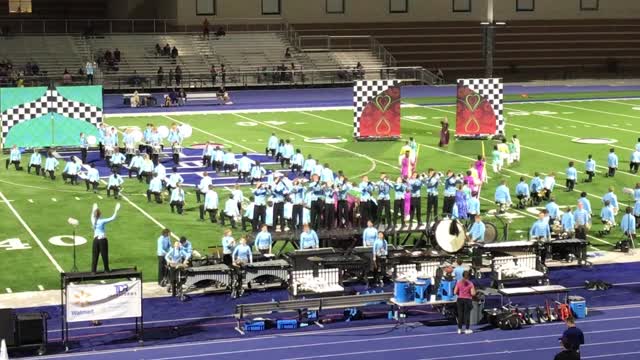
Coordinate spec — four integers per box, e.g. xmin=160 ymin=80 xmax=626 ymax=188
xmin=579 ymin=197 xmax=592 ymax=214
xmin=9 ymin=148 xmax=21 ymax=161
xmin=300 ymin=230 xmax=319 ymax=249
xmin=566 ymin=166 xmax=577 ymax=181
xmin=87 ymin=168 xmax=100 ymax=182
xmin=494 ymin=185 xmax=511 ymax=204
xmin=253 ymin=187 xmax=269 ymax=206
xmin=362 ymin=227 xmax=377 ymax=246
xmin=232 ymin=244 xmax=252 ymax=263
xmin=238 ymin=156 xmax=253 ymax=173
xmin=282 ymin=144 xmax=294 ymax=159
xmin=265 ymin=205 xmax=274 ymax=226
xmin=632 ymin=151 xmax=640 ymax=164
xmin=155 ymin=163 xmax=167 ymax=178
xmin=635 ymin=200 xmax=640 ymax=217
xmin=372 ymin=238 xmax=388 ymax=256
xmin=573 ymin=208 xmax=590 ymax=226
xmin=324 ymin=188 xmax=336 ymax=205
xmin=44 ymin=157 xmax=59 ymax=171
xmin=107 ymin=174 xmax=124 ymax=187
xmin=267 ymin=135 xmax=279 ymax=151
xmin=110 ymin=152 xmax=125 ymax=165
xmin=608 ymin=152 xmax=618 ymax=168
xmin=530 ymin=219 xmax=551 ymax=239
xmin=561 ymin=211 xmax=575 ymax=232
xmin=204 ymin=190 xmax=218 ymax=210
xmin=223 ymin=152 xmax=236 ymax=167
xmin=222 ymin=236 xmax=235 ymax=254
xmin=443 ymin=176 xmax=457 ymax=197
xmin=377 ymin=180 xmax=391 ymax=201
xmin=141 ymin=159 xmax=154 ymax=172
xmin=291 ymin=185 xmax=305 ymax=205
xmin=467 ymin=197 xmax=480 ymax=215
xmin=129 ymin=155 xmax=143 ymax=169
xmin=320 ymin=167 xmax=334 ymax=184
xmin=250 ymin=165 xmax=266 ymax=180
xmin=63 ymin=161 xmax=78 ymax=175
xmin=515 ymin=182 xmax=530 ymax=197
xmin=29 ymin=153 xmax=42 ymax=166
xmin=530 ymin=176 xmax=543 ymax=194
xmin=303 ymin=158 xmax=316 ymax=173
xmin=409 ymin=178 xmax=422 ymax=198
xmin=425 ymin=175 xmax=440 ymax=196
xmin=634 ymin=188 xmax=640 ymax=202
xmin=168 ymin=173 xmax=184 ymax=188
xmin=359 ymin=181 xmax=374 ymax=201
xmin=546 ymin=201 xmax=559 ymax=219
xmin=469 ymin=221 xmax=486 ymax=242
xmin=292 ymin=153 xmax=304 ymax=167
xmin=157 ymin=235 xmax=171 ymax=257
xmin=602 ymin=192 xmax=618 ymax=209
xmin=254 ymin=231 xmax=272 ymax=250
xmin=393 ymin=183 xmax=407 ymax=200
xmin=600 ymin=205 xmax=615 ymax=223
xmin=149 ymin=177 xmax=163 ymax=192
xmin=243 ymin=203 xmax=254 ymax=220
xmin=168 ymin=129 xmax=182 ymax=144
xmin=585 ymin=158 xmax=596 ymax=172
xmin=621 ymin=213 xmax=636 ymax=235
xmin=170 ymin=188 xmax=185 ymax=202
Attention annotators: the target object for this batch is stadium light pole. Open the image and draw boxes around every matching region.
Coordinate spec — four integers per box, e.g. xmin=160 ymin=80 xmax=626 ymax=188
xmin=481 ymin=0 xmax=505 ymax=78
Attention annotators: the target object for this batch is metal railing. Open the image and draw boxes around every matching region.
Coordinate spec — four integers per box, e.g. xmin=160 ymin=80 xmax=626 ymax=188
xmin=0 ymin=17 xmax=287 ymax=34
xmin=1 ymin=66 xmax=432 ymax=90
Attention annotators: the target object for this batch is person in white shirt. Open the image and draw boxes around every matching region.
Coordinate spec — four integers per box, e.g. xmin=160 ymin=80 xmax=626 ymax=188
xmin=85 ymin=163 xmax=100 ymax=192
xmin=249 ymin=161 xmax=266 ymax=185
xmin=196 ymin=171 xmax=213 ymax=203
xmin=511 ymin=135 xmax=520 ymax=162
xmin=62 ymin=158 xmax=80 ymax=185
xmin=232 ymin=184 xmax=244 ymax=212
xmin=147 ymin=173 xmax=164 ymax=203
xmin=166 ymin=167 xmax=184 ymax=194
xmin=221 ymin=193 xmax=239 ymax=228
xmin=106 ymin=169 xmax=124 ymax=199
xmin=128 ymin=151 xmax=144 ymax=180
xmin=542 ymin=173 xmax=556 ymax=201
xmin=155 ymin=162 xmax=167 ymax=180
xmin=139 ymin=154 xmax=155 ymax=184
xmin=199 ymin=185 xmax=219 ymax=223
xmin=291 ymin=149 xmax=304 ymax=176
xmin=303 ymin=155 xmax=316 ymax=178
xmin=223 ymin=149 xmax=236 ymax=175
xmin=28 ymin=150 xmax=42 ymax=175
xmin=169 ymin=183 xmax=186 ymax=215
xmin=213 ymin=146 xmax=224 ymax=172
xmin=237 ymin=152 xmax=253 ymax=182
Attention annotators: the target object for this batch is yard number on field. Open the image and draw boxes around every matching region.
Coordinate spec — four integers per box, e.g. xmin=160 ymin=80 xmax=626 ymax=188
xmin=0 ymin=238 xmax=31 ymax=251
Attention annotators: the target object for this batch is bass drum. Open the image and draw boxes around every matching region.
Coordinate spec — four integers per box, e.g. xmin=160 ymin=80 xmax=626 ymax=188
xmin=483 ymin=222 xmax=499 ymax=244
xmin=434 ymin=218 xmax=467 ymax=253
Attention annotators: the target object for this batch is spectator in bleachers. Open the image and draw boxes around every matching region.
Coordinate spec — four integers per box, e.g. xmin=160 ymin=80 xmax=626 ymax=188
xmin=355 ymin=62 xmax=365 ymax=79
xmin=175 ymin=66 xmax=182 ymax=86
xmin=220 ymin=64 xmax=226 ymax=84
xmin=155 ymin=43 xmax=162 ymax=56
xmin=210 ymin=65 xmax=217 ymax=85
xmin=77 ymin=67 xmax=84 ymax=76
xmin=85 ymin=60 xmax=96 ymax=85
xmin=168 ymin=68 xmax=174 ymax=86
xmin=214 ymin=26 xmax=226 ymax=38
xmin=31 ymin=63 xmax=39 ymax=76
xmin=284 ymin=47 xmax=291 ymax=59
xmin=171 ymin=46 xmax=179 ymax=59
xmin=157 ymin=66 xmax=164 ymax=86
xmin=114 ymin=48 xmax=121 ymax=63
xmin=178 ymin=88 xmax=187 ymax=106
xmin=63 ymin=69 xmax=72 ymax=85
xmin=202 ymin=18 xmax=210 ymax=40
xmin=105 ymin=49 xmax=113 ymax=62
xmin=163 ymin=44 xmax=171 ymax=56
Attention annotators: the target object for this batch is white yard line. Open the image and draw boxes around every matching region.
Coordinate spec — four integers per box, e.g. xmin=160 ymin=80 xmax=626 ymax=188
xmin=0 ymin=191 xmax=64 ymax=273
xmin=163 ymin=115 xmax=257 ymax=153
xmin=606 ymin=99 xmax=640 ymax=107
xmin=548 ymin=102 xmax=640 ymax=122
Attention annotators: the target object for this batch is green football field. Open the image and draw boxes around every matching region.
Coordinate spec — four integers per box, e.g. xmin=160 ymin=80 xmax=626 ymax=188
xmin=1 ymin=94 xmax=640 ymax=293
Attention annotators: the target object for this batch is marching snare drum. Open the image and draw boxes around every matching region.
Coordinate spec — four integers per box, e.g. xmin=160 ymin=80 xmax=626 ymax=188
xmin=152 ymin=144 xmax=161 ymax=155
xmin=105 ymin=145 xmax=114 ymax=157
xmin=172 ymin=144 xmax=182 ymax=154
xmin=434 ymin=218 xmax=467 ymax=253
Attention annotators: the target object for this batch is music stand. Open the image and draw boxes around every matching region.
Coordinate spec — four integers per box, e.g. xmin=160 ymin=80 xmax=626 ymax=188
xmin=68 ymin=218 xmax=80 ymax=272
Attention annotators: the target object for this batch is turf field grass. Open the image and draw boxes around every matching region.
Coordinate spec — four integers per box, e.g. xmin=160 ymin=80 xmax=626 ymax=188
xmin=1 ymin=95 xmax=640 ymax=292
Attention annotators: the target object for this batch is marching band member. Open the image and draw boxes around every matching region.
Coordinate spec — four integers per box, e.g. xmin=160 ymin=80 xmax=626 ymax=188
xmin=272 ymin=177 xmax=288 ymax=230
xmin=110 ymin=147 xmax=126 ymax=174
xmin=498 ymin=139 xmax=511 ymax=166
xmin=321 ymin=163 xmax=334 ymax=184
xmin=602 ymin=186 xmax=619 ymax=215
xmin=237 ymin=152 xmax=253 ymax=182
xmin=165 ymin=241 xmax=186 ymax=296
xmin=336 ymin=176 xmax=351 ymax=228
xmin=373 ymin=231 xmax=388 ymax=257
xmin=265 ymin=200 xmax=275 ymax=231
xmin=141 ymin=123 xmax=153 ymax=154
xmin=442 ymin=170 xmax=457 ymax=216
xmin=530 ymin=211 xmax=551 ymax=241
xmin=140 ymin=154 xmax=154 ymax=183
xmin=85 ymin=163 xmax=100 ymax=193
xmin=179 ymin=236 xmax=193 ymax=262
xmin=123 ymin=129 xmax=136 ymax=164
xmin=171 ymin=141 xmax=181 ymax=165
xmin=284 ymin=196 xmax=293 ymax=230
xmin=43 ymin=152 xmax=59 ymax=180
xmin=91 ymin=203 xmax=119 ymax=273
xmin=291 ymin=149 xmax=304 ymax=176
xmin=542 ymin=172 xmax=556 ymax=201
xmin=308 ymin=175 xmax=323 ymax=230
xmin=156 ymin=228 xmax=171 ymax=284
xmin=221 ymin=193 xmax=239 ymax=228
xmin=232 ymin=183 xmax=244 ymax=212
xmin=300 ymin=223 xmax=319 ymax=249
xmin=530 ymin=172 xmax=543 ymax=205
xmin=199 ymin=184 xmax=218 ymax=223
xmin=622 ymin=207 xmax=637 ymax=245
xmin=362 ymin=220 xmax=377 ymax=246
xmin=393 ymin=177 xmax=407 ymax=229
xmin=166 ymin=167 xmax=183 ymax=195
xmin=607 ymin=148 xmax=618 ymax=177
xmin=454 ymin=182 xmax=468 ymax=220
xmin=408 ymin=173 xmax=423 ymax=228
xmin=5 ymin=145 xmax=23 ymax=171
xmin=149 ymin=127 xmax=161 ymax=165
xmin=253 ymin=183 xmax=269 ymax=229
xmin=212 ymin=146 xmax=224 ymax=172
xmin=250 ymin=161 xmax=266 ymax=185
xmin=561 ymin=207 xmax=576 ymax=238
xmin=323 ymin=183 xmax=337 ymax=229
xmin=468 ymin=214 xmax=486 ymax=244
xmin=154 ymin=161 xmax=167 ymax=183
xmin=202 ymin=142 xmax=213 ymax=168
xmin=475 ymin=155 xmax=487 ymax=184
xmin=359 ymin=176 xmax=374 ymax=227
xmin=232 ymin=237 xmax=252 ymax=264
xmin=291 ymin=180 xmax=305 ymax=230
xmin=372 ymin=231 xmax=389 ymax=286
xmin=600 ymin=200 xmax=616 ymax=234
xmin=167 ymin=124 xmax=182 ymax=146
xmin=424 ymin=169 xmax=440 ymax=223
xmin=579 ymin=192 xmax=592 ymax=215
xmin=169 ymin=182 xmax=186 ymax=215
xmin=80 ymin=132 xmax=89 ymax=164
xmin=585 ymin=154 xmax=596 ymax=182
xmin=28 ymin=149 xmax=42 ymax=175
xmin=221 ymin=229 xmax=235 ymax=266
xmin=515 ymin=177 xmax=530 ymax=209
xmin=254 ymin=224 xmax=273 ymax=255
xmin=565 ymin=161 xmax=577 ymax=192
xmin=62 ymin=158 xmax=80 ymax=185
xmin=266 ymin=133 xmax=278 ymax=157
xmin=276 ymin=139 xmax=285 ymax=162
xmin=376 ymin=174 xmax=392 ymax=228
xmin=511 ymin=135 xmax=521 ymax=162
xmin=635 ymin=183 xmax=640 ymax=202
xmin=103 ymin=130 xmax=115 ymax=166
xmin=98 ymin=123 xmax=107 ymax=158
xmin=147 ymin=173 xmax=164 ymax=203
xmin=313 ymin=161 xmax=324 ymax=178
xmin=128 ymin=151 xmax=143 ymax=179
xmin=106 ymin=169 xmax=124 ymax=199
xmin=196 ymin=171 xmax=213 ymax=203
xmin=546 ymin=197 xmax=560 ymax=224
xmin=630 ymin=150 xmax=640 ymax=174
xmin=302 ymin=154 xmax=316 ymax=178
xmin=400 ymin=150 xmax=414 ymax=179
xmin=573 ymin=202 xmax=591 ymax=240
xmin=494 ymin=180 xmax=512 ymax=213
xmin=223 ymin=148 xmax=236 ymax=175
xmin=467 ymin=195 xmax=480 ymax=220
xmin=241 ymin=196 xmax=255 ymax=231
xmin=491 ymin=145 xmax=502 ymax=173
xmin=281 ymin=139 xmax=294 ymax=168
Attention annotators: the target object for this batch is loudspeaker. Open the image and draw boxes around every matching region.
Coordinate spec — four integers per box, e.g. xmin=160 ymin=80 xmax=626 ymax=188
xmin=16 ymin=313 xmax=45 ymax=346
xmin=0 ymin=308 xmax=15 ymax=346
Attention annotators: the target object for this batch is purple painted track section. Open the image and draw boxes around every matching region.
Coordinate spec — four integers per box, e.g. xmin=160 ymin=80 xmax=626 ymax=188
xmin=103 ymin=84 xmax=640 ymax=114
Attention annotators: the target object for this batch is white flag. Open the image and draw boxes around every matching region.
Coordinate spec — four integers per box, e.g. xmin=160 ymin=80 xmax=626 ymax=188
xmin=1 ymin=338 xmax=8 ymax=360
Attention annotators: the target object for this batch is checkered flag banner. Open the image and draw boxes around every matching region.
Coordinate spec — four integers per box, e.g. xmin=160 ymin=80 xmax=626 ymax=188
xmin=1 ymin=88 xmax=102 ymax=142
xmin=353 ymin=80 xmax=401 ymax=138
xmin=457 ymin=78 xmax=505 ymax=136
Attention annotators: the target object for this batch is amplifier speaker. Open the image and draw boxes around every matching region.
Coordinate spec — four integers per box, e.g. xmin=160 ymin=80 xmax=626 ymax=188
xmin=16 ymin=313 xmax=45 ymax=346
xmin=0 ymin=308 xmax=15 ymax=346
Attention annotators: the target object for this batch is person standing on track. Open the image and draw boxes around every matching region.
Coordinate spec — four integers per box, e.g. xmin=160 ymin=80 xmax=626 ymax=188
xmin=91 ymin=203 xmax=120 ymax=273
xmin=454 ymin=270 xmax=476 ymax=334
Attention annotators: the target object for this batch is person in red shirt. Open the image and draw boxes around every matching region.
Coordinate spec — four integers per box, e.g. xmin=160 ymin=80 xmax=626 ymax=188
xmin=454 ymin=270 xmax=476 ymax=334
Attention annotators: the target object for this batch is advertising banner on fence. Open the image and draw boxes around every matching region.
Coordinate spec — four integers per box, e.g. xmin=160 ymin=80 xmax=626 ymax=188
xmin=66 ymin=280 xmax=141 ymax=323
